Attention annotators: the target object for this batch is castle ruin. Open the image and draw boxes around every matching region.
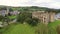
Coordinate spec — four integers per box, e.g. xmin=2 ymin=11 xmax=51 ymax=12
xmin=32 ymin=11 xmax=55 ymax=24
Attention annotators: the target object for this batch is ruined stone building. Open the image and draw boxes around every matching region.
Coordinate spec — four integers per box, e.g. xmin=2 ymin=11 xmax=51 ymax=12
xmin=32 ymin=11 xmax=55 ymax=24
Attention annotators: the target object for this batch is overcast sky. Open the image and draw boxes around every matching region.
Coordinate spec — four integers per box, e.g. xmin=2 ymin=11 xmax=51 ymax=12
xmin=0 ymin=0 xmax=60 ymax=9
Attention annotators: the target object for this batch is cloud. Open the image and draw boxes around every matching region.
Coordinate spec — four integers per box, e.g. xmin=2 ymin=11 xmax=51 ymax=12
xmin=0 ymin=0 xmax=30 ymax=6
xmin=0 ymin=0 xmax=60 ymax=9
xmin=48 ymin=2 xmax=60 ymax=9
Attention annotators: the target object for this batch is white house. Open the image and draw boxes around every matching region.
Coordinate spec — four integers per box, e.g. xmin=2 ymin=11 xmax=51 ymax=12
xmin=0 ymin=10 xmax=7 ymax=16
xmin=55 ymin=13 xmax=60 ymax=20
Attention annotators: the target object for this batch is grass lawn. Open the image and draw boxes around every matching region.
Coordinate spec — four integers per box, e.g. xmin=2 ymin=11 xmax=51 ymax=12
xmin=3 ymin=23 xmax=35 ymax=34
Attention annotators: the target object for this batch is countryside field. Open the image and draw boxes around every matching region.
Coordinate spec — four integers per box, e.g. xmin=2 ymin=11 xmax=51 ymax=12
xmin=1 ymin=23 xmax=35 ymax=34
xmin=0 ymin=6 xmax=60 ymax=34
xmin=48 ymin=20 xmax=60 ymax=34
xmin=0 ymin=20 xmax=60 ymax=34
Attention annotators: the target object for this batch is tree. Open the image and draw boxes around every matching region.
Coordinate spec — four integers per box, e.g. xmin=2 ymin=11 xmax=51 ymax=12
xmin=25 ymin=17 xmax=40 ymax=26
xmin=2 ymin=15 xmax=10 ymax=25
xmin=17 ymin=12 xmax=32 ymax=23
xmin=17 ymin=12 xmax=40 ymax=26
xmin=0 ymin=15 xmax=4 ymax=21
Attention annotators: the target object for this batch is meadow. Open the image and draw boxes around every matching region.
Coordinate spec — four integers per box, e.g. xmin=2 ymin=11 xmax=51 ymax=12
xmin=0 ymin=20 xmax=60 ymax=34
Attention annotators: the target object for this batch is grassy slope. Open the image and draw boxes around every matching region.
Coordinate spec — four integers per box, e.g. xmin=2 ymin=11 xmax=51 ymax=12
xmin=1 ymin=20 xmax=60 ymax=34
xmin=48 ymin=20 xmax=60 ymax=28
xmin=48 ymin=20 xmax=60 ymax=34
xmin=3 ymin=24 xmax=35 ymax=34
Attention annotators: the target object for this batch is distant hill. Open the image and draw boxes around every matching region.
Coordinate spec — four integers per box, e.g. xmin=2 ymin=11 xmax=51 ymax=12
xmin=0 ymin=6 xmax=60 ymax=13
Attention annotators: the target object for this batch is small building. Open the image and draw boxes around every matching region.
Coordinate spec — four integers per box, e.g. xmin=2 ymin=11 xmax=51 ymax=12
xmin=9 ymin=11 xmax=20 ymax=15
xmin=55 ymin=13 xmax=60 ymax=20
xmin=0 ymin=10 xmax=7 ymax=16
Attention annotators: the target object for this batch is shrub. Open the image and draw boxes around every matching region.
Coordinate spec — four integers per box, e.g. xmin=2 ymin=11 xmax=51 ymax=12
xmin=0 ymin=15 xmax=4 ymax=21
xmin=31 ymin=18 xmax=40 ymax=26
xmin=25 ymin=17 xmax=40 ymax=26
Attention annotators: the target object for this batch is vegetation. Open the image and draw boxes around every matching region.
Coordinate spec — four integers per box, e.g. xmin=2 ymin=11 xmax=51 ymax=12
xmin=0 ymin=6 xmax=60 ymax=13
xmin=0 ymin=6 xmax=60 ymax=34
xmin=2 ymin=24 xmax=35 ymax=34
xmin=0 ymin=20 xmax=60 ymax=34
xmin=35 ymin=23 xmax=48 ymax=34
xmin=17 ymin=12 xmax=32 ymax=23
xmin=56 ymin=25 xmax=60 ymax=34
xmin=17 ymin=12 xmax=39 ymax=26
xmin=25 ymin=17 xmax=40 ymax=26
xmin=48 ymin=20 xmax=60 ymax=34
xmin=0 ymin=15 xmax=4 ymax=21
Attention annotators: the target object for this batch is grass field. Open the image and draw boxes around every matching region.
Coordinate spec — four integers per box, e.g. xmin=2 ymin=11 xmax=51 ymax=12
xmin=3 ymin=23 xmax=35 ymax=34
xmin=48 ymin=20 xmax=60 ymax=30
xmin=0 ymin=20 xmax=60 ymax=34
xmin=48 ymin=20 xmax=60 ymax=34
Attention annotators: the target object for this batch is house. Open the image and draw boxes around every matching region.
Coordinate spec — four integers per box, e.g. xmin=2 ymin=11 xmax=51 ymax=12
xmin=0 ymin=10 xmax=7 ymax=16
xmin=55 ymin=13 xmax=60 ymax=20
xmin=9 ymin=11 xmax=20 ymax=15
xmin=0 ymin=10 xmax=20 ymax=16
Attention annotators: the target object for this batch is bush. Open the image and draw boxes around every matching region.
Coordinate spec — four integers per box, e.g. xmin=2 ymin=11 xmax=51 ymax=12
xmin=25 ymin=18 xmax=40 ymax=26
xmin=0 ymin=15 xmax=4 ymax=21
xmin=1 ymin=15 xmax=10 ymax=25
xmin=31 ymin=18 xmax=40 ymax=26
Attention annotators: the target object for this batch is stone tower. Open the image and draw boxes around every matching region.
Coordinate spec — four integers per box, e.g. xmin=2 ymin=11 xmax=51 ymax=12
xmin=49 ymin=12 xmax=55 ymax=22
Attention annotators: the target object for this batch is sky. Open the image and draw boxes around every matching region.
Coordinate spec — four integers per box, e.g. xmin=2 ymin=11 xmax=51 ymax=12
xmin=0 ymin=0 xmax=60 ymax=9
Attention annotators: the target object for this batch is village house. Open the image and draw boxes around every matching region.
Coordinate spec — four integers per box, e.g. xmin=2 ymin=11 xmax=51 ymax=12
xmin=55 ymin=13 xmax=60 ymax=20
xmin=9 ymin=10 xmax=20 ymax=15
xmin=0 ymin=9 xmax=20 ymax=16
xmin=0 ymin=10 xmax=7 ymax=16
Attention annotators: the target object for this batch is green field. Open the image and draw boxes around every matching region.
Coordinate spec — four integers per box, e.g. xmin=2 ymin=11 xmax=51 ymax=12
xmin=3 ymin=23 xmax=35 ymax=34
xmin=48 ymin=20 xmax=60 ymax=30
xmin=0 ymin=20 xmax=60 ymax=34
xmin=48 ymin=20 xmax=60 ymax=34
